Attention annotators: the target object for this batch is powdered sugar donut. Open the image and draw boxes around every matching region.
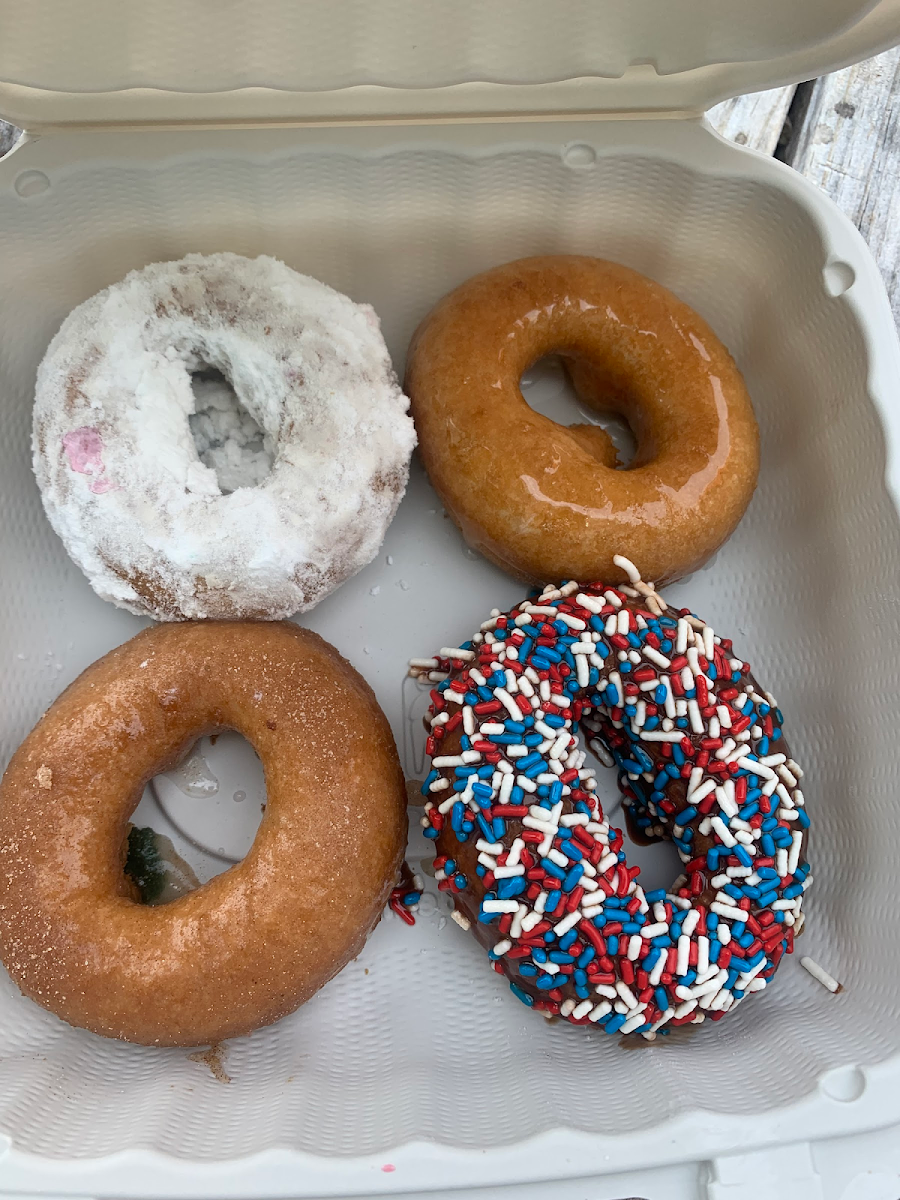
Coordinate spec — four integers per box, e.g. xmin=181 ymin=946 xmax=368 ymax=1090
xmin=33 ymin=253 xmax=416 ymax=620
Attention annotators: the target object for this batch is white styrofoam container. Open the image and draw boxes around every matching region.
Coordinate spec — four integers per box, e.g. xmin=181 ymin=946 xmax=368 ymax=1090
xmin=2 ymin=4 xmax=900 ymax=1198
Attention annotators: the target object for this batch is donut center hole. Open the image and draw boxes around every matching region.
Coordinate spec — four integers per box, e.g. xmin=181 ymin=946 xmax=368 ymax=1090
xmin=188 ymin=367 xmax=274 ymax=494
xmin=520 ymin=356 xmax=637 ymax=468
xmin=127 ymin=731 xmax=266 ymax=903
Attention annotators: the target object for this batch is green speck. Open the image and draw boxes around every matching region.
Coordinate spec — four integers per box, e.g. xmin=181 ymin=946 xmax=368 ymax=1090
xmin=124 ymin=826 xmax=167 ymax=905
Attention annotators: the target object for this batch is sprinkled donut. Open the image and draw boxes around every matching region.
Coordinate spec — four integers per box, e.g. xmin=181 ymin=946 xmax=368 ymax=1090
xmin=33 ymin=253 xmax=416 ymax=620
xmin=0 ymin=621 xmax=407 ymax=1045
xmin=412 ymin=559 xmax=809 ymax=1037
xmin=406 ymin=256 xmax=759 ymax=586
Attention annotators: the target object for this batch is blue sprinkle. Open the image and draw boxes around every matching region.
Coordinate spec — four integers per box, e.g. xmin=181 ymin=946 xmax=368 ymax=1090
xmin=540 ymin=858 xmax=567 ymax=882
xmin=536 ymin=974 xmax=558 ymax=990
xmin=510 ymin=982 xmax=534 ymax=1006
xmin=423 ymin=827 xmax=439 ymax=839
xmin=760 ymin=833 xmax=776 ymax=857
xmin=421 ymin=770 xmax=438 ymax=794
xmin=783 ymin=883 xmax=804 ymax=899
xmin=549 ymin=951 xmax=574 ymax=964
xmin=492 ymin=818 xmax=507 ymax=840
xmin=563 ymin=865 xmax=584 ymax=892
xmin=606 ymin=935 xmax=619 ymax=955
xmin=605 ymin=1013 xmax=627 ymax=1034
xmin=577 ymin=946 xmax=596 ymax=967
xmin=560 ymin=929 xmax=578 ymax=951
xmin=476 ymin=814 xmax=494 ymax=842
xmin=797 ymin=808 xmax=810 ymax=829
xmin=734 ymin=844 xmax=753 ymax=868
xmin=646 ymin=889 xmax=666 ymax=903
xmin=451 ymin=802 xmax=465 ymax=832
xmin=654 ymin=987 xmax=670 ymax=1013
xmin=498 ymin=877 xmax=526 ymax=900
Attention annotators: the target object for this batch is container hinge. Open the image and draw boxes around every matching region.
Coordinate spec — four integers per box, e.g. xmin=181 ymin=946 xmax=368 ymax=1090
xmin=707 ymin=1142 xmax=823 ymax=1200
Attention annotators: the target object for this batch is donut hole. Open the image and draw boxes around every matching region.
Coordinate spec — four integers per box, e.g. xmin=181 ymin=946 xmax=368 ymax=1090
xmin=519 ymin=355 xmax=638 ymax=468
xmin=127 ymin=730 xmax=266 ymax=903
xmin=583 ymin=733 xmax=686 ymax=895
xmin=188 ymin=368 xmax=274 ymax=494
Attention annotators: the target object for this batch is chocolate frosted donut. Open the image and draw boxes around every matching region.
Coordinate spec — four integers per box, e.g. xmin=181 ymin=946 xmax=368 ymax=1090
xmin=413 ymin=560 xmax=810 ymax=1037
xmin=33 ymin=253 xmax=416 ymax=620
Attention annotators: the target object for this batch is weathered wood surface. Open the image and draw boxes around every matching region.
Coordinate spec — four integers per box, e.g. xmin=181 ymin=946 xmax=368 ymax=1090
xmin=708 ymin=85 xmax=796 ymax=155
xmin=785 ymin=46 xmax=900 ymax=328
xmin=0 ymin=118 xmax=19 ymax=158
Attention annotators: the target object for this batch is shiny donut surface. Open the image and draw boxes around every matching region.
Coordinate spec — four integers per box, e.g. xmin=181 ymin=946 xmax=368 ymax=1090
xmin=0 ymin=621 xmax=407 ymax=1046
xmin=406 ymin=255 xmax=759 ymax=586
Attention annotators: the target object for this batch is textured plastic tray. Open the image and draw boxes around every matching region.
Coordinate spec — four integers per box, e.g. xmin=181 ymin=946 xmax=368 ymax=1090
xmin=1 ymin=117 xmax=900 ymax=1198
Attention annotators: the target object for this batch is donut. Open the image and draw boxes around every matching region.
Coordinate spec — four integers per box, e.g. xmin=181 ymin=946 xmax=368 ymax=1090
xmin=33 ymin=252 xmax=416 ymax=620
xmin=412 ymin=559 xmax=809 ymax=1037
xmin=405 ymin=255 xmax=759 ymax=586
xmin=0 ymin=621 xmax=407 ymax=1045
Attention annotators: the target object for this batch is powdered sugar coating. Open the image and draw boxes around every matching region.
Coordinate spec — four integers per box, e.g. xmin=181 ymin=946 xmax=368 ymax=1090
xmin=32 ymin=253 xmax=416 ymax=620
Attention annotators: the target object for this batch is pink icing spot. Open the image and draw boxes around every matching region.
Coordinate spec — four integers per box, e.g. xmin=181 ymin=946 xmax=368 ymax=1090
xmin=89 ymin=476 xmax=117 ymax=494
xmin=62 ymin=426 xmax=104 ymax=475
xmin=381 ymin=1165 xmax=396 ymax=1173
xmin=62 ymin=426 xmax=116 ymax=492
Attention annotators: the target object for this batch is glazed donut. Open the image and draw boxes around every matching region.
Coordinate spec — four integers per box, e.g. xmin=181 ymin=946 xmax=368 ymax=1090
xmin=412 ymin=560 xmax=809 ymax=1037
xmin=0 ymin=621 xmax=407 ymax=1045
xmin=33 ymin=252 xmax=416 ymax=620
xmin=406 ymin=256 xmax=759 ymax=586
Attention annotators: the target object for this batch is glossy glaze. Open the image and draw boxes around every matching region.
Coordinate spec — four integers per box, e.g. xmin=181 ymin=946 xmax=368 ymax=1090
xmin=406 ymin=256 xmax=759 ymax=584
xmin=0 ymin=622 xmax=407 ymax=1046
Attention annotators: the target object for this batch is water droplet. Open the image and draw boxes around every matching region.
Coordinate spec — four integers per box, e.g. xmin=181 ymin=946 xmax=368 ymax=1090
xmin=233 ymin=790 xmax=246 ymax=803
xmin=370 ymin=585 xmax=381 ymax=596
xmin=163 ymin=747 xmax=219 ymax=798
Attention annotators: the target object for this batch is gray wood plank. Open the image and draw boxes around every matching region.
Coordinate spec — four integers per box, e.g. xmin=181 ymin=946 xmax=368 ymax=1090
xmin=0 ymin=119 xmax=20 ymax=158
xmin=785 ymin=46 xmax=900 ymax=326
xmin=708 ymin=86 xmax=796 ymax=155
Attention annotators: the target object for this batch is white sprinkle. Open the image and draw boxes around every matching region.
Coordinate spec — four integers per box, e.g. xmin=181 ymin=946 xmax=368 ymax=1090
xmin=639 ymin=730 xmax=685 ymax=743
xmin=575 ymin=592 xmax=605 ymax=614
xmin=492 ymin=939 xmax=512 ymax=956
xmin=572 ymin=999 xmax=594 ymax=1021
xmin=788 ymin=831 xmax=804 ymax=875
xmin=715 ymin=785 xmax=738 ymax=819
xmin=612 ymin=553 xmax=642 ymax=583
xmin=493 ymin=865 xmax=525 ymax=879
xmin=673 ymin=999 xmax=698 ymax=1020
xmin=641 ymin=921 xmax=669 ymax=938
xmin=450 ymin=910 xmax=471 ymax=931
xmin=521 ymin=908 xmax=543 ymax=930
xmin=556 ymin=612 xmax=586 ymax=631
xmin=590 ymin=1001 xmax=613 ymax=1022
xmin=676 ymin=935 xmax=690 ymax=977
xmin=575 ymin=654 xmax=590 ymax=688
xmin=440 ymin=647 xmax=474 ymax=661
xmin=409 ymin=657 xmax=438 ymax=669
xmin=554 ymin=909 xmax=582 ymax=936
xmin=800 ymin=956 xmax=842 ymax=993
xmin=736 ymin=756 xmax=776 ymax=780
xmin=620 ymin=1010 xmax=648 ymax=1034
xmin=481 ymin=900 xmax=520 ymax=915
xmin=491 ymin=687 xmax=520 ymax=721
xmin=711 ymin=902 xmax=746 ymax=922
xmin=476 ymin=839 xmax=503 ymax=854
xmin=627 ymin=934 xmax=642 ymax=961
xmin=687 ymin=699 xmax=704 ymax=733
xmin=615 ymin=980 xmax=639 ymax=1009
